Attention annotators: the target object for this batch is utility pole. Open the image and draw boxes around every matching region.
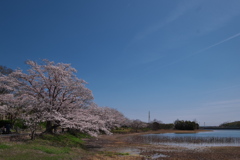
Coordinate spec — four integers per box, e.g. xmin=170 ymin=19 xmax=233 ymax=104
xmin=148 ymin=111 xmax=150 ymax=123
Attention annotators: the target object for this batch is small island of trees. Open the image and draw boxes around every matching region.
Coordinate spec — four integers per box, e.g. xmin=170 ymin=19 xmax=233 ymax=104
xmin=174 ymin=120 xmax=199 ymax=130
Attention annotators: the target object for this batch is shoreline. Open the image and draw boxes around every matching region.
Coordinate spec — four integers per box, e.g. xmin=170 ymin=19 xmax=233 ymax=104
xmin=85 ymin=129 xmax=240 ymax=160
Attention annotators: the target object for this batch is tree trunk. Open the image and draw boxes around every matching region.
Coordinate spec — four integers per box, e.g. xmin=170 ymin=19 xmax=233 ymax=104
xmin=45 ymin=121 xmax=53 ymax=133
xmin=53 ymin=125 xmax=59 ymax=133
xmin=30 ymin=130 xmax=35 ymax=140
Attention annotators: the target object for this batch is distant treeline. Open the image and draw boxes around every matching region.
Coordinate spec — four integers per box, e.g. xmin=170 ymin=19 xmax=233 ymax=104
xmin=149 ymin=122 xmax=174 ymax=130
xmin=219 ymin=121 xmax=240 ymax=128
xmin=174 ymin=120 xmax=199 ymax=130
xmin=148 ymin=119 xmax=200 ymax=130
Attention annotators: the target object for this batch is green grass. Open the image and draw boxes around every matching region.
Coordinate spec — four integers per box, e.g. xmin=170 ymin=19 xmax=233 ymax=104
xmin=32 ymin=145 xmax=70 ymax=154
xmin=0 ymin=132 xmax=91 ymax=160
xmin=0 ymin=142 xmax=74 ymax=160
xmin=111 ymin=127 xmax=132 ymax=134
xmin=38 ymin=132 xmax=86 ymax=147
xmin=0 ymin=144 xmax=12 ymax=149
xmin=112 ymin=127 xmax=152 ymax=134
xmin=115 ymin=152 xmax=130 ymax=155
xmin=98 ymin=151 xmax=130 ymax=157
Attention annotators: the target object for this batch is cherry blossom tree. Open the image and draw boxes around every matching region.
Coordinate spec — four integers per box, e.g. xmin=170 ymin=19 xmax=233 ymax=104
xmin=88 ymin=104 xmax=128 ymax=130
xmin=60 ymin=108 xmax=111 ymax=136
xmin=129 ymin=119 xmax=147 ymax=132
xmin=22 ymin=109 xmax=42 ymax=140
xmin=0 ymin=65 xmax=13 ymax=94
xmin=0 ymin=65 xmax=14 ymax=120
xmin=0 ymin=59 xmax=111 ymax=136
xmin=0 ymin=93 xmax=25 ymax=128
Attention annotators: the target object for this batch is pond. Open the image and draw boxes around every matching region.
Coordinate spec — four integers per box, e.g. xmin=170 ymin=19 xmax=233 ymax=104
xmin=129 ymin=130 xmax=240 ymax=148
xmin=157 ymin=130 xmax=240 ymax=138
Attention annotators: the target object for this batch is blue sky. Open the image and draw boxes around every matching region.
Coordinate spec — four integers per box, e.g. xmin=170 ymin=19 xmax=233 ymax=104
xmin=1 ymin=0 xmax=240 ymax=126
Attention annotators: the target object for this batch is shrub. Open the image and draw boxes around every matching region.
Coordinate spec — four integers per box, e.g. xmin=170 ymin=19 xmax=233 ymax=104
xmin=174 ymin=120 xmax=199 ymax=130
xmin=14 ymin=119 xmax=28 ymax=129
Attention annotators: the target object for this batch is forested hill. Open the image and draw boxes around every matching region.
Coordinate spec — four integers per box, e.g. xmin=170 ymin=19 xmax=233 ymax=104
xmin=219 ymin=121 xmax=240 ymax=128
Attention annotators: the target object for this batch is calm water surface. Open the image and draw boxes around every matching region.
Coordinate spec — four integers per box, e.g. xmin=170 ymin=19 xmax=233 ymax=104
xmin=144 ymin=130 xmax=240 ymax=147
xmin=159 ymin=130 xmax=240 ymax=138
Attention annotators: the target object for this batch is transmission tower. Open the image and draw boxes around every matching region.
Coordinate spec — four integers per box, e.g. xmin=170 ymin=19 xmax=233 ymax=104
xmin=148 ymin=111 xmax=151 ymax=123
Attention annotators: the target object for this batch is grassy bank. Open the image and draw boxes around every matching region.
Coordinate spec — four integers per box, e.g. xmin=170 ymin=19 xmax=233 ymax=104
xmin=0 ymin=133 xmax=87 ymax=160
xmin=0 ymin=132 xmax=136 ymax=160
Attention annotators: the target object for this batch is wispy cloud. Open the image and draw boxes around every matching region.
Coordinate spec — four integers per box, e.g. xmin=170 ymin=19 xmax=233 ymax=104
xmin=132 ymin=0 xmax=200 ymax=41
xmin=128 ymin=0 xmax=240 ymax=69
xmin=132 ymin=0 xmax=240 ymax=43
xmin=204 ymin=99 xmax=240 ymax=107
xmin=196 ymin=0 xmax=240 ymax=34
xmin=194 ymin=32 xmax=240 ymax=53
xmin=204 ymin=84 xmax=240 ymax=96
xmin=154 ymin=32 xmax=240 ymax=70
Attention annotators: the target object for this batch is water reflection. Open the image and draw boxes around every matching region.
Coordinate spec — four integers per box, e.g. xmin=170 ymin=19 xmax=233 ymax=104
xmin=160 ymin=130 xmax=240 ymax=138
xmin=128 ymin=130 xmax=240 ymax=147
